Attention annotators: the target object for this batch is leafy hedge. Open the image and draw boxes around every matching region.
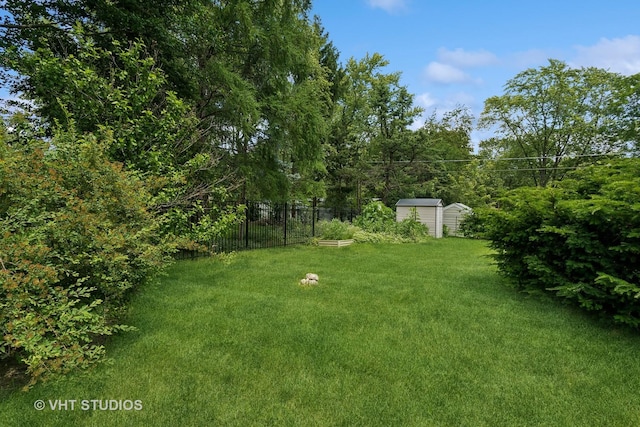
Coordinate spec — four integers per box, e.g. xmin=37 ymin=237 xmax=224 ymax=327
xmin=0 ymin=130 xmax=168 ymax=387
xmin=353 ymin=201 xmax=396 ymax=233
xmin=317 ymin=219 xmax=357 ymax=240
xmin=314 ymin=201 xmax=429 ymax=244
xmin=483 ymin=159 xmax=640 ymax=328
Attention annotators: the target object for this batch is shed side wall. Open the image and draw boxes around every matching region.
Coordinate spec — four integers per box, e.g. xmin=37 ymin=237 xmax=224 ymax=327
xmin=443 ymin=207 xmax=470 ymax=236
xmin=397 ymin=206 xmax=441 ymax=238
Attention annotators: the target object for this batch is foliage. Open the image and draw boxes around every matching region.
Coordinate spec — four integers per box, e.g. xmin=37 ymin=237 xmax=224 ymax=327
xmin=325 ymin=79 xmax=477 ymax=209
xmin=393 ymin=208 xmax=429 ymax=241
xmin=0 ymin=129 xmax=168 ymax=387
xmin=349 ymin=202 xmax=429 ymax=242
xmin=484 ymin=158 xmax=640 ymax=327
xmin=479 ymin=60 xmax=629 ymax=188
xmin=443 ymin=158 xmax=505 ymax=208
xmin=324 ymin=54 xmax=427 ymax=209
xmin=5 ymin=29 xmax=220 ymax=183
xmin=160 ymin=202 xmax=245 ymax=253
xmin=6 ymin=33 xmax=158 ymax=168
xmin=612 ymin=73 xmax=640 ymax=156
xmin=186 ymin=0 xmax=332 ymax=201
xmin=393 ymin=217 xmax=429 ymax=241
xmin=323 ymin=54 xmax=383 ymax=210
xmin=365 ymin=61 xmax=424 ymax=206
xmin=351 ymin=229 xmax=394 ymax=243
xmin=4 ymin=31 xmax=244 ymax=251
xmin=411 ymin=107 xmax=476 ymax=204
xmin=351 ymin=228 xmax=427 ymax=244
xmin=353 ymin=201 xmax=396 ymax=233
xmin=459 ymin=209 xmax=490 ymax=239
xmin=316 ymin=202 xmax=429 ymax=243
xmin=1 ymin=1 xmax=331 ymax=203
xmin=317 ymin=219 xmax=356 ymax=241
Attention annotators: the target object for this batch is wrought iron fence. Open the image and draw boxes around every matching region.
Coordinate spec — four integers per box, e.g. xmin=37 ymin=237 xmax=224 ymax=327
xmin=172 ymin=200 xmax=359 ymax=258
xmin=213 ymin=201 xmax=308 ymax=252
xmin=212 ymin=200 xmax=358 ymax=253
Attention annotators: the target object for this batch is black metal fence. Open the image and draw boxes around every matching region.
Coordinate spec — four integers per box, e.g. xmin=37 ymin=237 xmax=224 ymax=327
xmin=212 ymin=200 xmax=358 ymax=252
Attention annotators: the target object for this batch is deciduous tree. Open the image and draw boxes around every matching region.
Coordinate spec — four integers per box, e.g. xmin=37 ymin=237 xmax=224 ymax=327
xmin=479 ymin=59 xmax=627 ymax=187
xmin=325 ymin=53 xmax=422 ymax=208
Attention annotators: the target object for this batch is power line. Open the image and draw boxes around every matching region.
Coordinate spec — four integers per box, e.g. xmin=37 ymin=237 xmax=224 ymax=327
xmin=486 ymin=166 xmax=584 ymax=173
xmin=449 ymin=153 xmax=611 ymax=162
xmin=368 ymin=152 xmax=618 ymax=164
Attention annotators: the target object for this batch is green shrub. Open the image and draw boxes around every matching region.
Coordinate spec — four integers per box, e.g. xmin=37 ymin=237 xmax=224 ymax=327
xmin=352 ymin=203 xmax=430 ymax=242
xmin=352 ymin=229 xmax=401 ymax=244
xmin=354 ymin=201 xmax=395 ymax=233
xmin=352 ymin=229 xmax=386 ymax=243
xmin=317 ymin=219 xmax=356 ymax=240
xmin=394 ymin=217 xmax=429 ymax=241
xmin=484 ymin=159 xmax=640 ymax=328
xmin=459 ymin=210 xmax=488 ymax=239
xmin=0 ymin=129 xmax=168 ymax=387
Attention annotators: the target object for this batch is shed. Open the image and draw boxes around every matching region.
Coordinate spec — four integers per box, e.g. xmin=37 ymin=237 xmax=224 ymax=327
xmin=443 ymin=203 xmax=472 ymax=236
xmin=395 ymin=198 xmax=443 ymax=238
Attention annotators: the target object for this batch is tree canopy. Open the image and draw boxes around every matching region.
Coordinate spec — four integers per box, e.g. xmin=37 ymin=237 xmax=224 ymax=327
xmin=1 ymin=0 xmax=331 ymax=202
xmin=479 ymin=59 xmax=632 ymax=187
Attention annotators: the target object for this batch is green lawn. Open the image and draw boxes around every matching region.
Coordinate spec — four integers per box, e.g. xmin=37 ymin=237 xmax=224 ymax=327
xmin=1 ymin=239 xmax=639 ymax=426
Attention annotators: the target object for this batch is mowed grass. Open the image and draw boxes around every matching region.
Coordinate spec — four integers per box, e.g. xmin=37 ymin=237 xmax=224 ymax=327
xmin=1 ymin=239 xmax=639 ymax=426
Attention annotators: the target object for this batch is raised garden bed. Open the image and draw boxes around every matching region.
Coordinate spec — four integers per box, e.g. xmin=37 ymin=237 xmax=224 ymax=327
xmin=317 ymin=239 xmax=354 ymax=247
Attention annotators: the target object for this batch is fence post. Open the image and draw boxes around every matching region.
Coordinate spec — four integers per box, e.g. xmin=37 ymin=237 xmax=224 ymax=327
xmin=312 ymin=197 xmax=317 ymax=237
xmin=244 ymin=202 xmax=249 ymax=249
xmin=283 ymin=202 xmax=288 ymax=246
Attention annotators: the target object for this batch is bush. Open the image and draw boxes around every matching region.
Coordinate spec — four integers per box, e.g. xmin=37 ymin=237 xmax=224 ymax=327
xmin=484 ymin=159 xmax=640 ymax=328
xmin=352 ymin=229 xmax=402 ymax=244
xmin=317 ymin=219 xmax=356 ymax=240
xmin=394 ymin=217 xmax=429 ymax=241
xmin=352 ymin=229 xmax=387 ymax=243
xmin=0 ymin=129 xmax=168 ymax=387
xmin=351 ymin=202 xmax=431 ymax=243
xmin=354 ymin=201 xmax=395 ymax=233
xmin=459 ymin=210 xmax=489 ymax=239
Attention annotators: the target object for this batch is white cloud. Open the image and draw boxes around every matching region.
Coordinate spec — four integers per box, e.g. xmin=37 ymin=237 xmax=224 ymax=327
xmin=423 ymin=62 xmax=481 ymax=85
xmin=437 ymin=48 xmax=497 ymax=68
xmin=415 ymin=92 xmax=437 ymax=109
xmin=424 ymin=62 xmax=467 ymax=84
xmin=572 ymin=35 xmax=640 ymax=75
xmin=366 ymin=0 xmax=407 ymax=13
xmin=422 ymin=48 xmax=496 ymax=85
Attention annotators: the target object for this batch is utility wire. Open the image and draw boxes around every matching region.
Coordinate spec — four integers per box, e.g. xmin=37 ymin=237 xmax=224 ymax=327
xmin=368 ymin=153 xmax=617 ymax=164
xmin=484 ymin=166 xmax=584 ymax=172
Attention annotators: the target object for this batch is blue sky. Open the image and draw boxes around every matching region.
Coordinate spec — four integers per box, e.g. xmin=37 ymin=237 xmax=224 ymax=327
xmin=311 ymin=0 xmax=640 ymax=145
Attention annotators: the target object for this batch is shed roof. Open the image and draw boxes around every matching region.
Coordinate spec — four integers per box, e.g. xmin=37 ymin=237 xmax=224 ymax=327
xmin=396 ymin=198 xmax=443 ymax=207
xmin=443 ymin=202 xmax=472 ymax=212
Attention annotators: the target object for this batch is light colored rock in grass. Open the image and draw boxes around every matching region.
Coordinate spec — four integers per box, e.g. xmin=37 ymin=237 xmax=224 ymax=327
xmin=300 ymin=273 xmax=319 ymax=286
